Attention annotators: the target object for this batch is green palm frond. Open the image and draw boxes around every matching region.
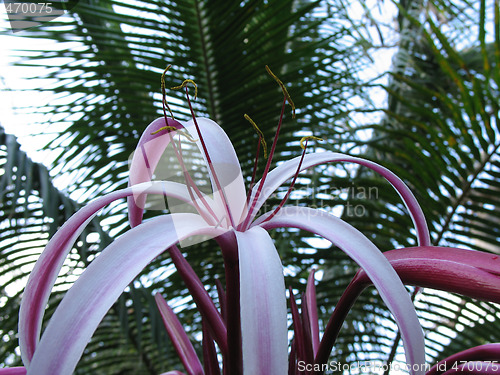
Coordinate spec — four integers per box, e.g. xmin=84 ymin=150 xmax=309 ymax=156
xmin=320 ymin=0 xmax=500 ymax=370
xmin=2 ymin=0 xmax=369 ymax=372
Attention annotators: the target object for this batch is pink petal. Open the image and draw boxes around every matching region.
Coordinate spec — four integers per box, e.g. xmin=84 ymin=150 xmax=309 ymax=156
xmin=202 ymin=320 xmax=221 ymax=375
xmin=128 ymin=117 xmax=247 ymax=228
xmin=428 ymin=343 xmax=500 ymax=375
xmin=361 ymin=246 xmax=500 ymax=303
xmin=305 ymin=270 xmax=320 ymax=356
xmin=127 ymin=117 xmax=184 ymax=227
xmin=168 ymin=246 xmax=227 ymax=353
xmin=259 ymin=206 xmax=426 ymax=375
xmin=27 ymin=213 xmax=224 ymax=375
xmin=0 ymin=368 xmax=26 ymax=375
xmin=441 ymin=362 xmax=500 ymax=374
xmin=19 ymin=182 xmax=208 ymax=367
xmin=155 ymin=293 xmax=204 ymax=375
xmin=289 ymin=289 xmax=313 ymax=365
xmin=248 ymin=152 xmax=430 ymax=246
xmin=236 ymin=227 xmax=288 ymax=375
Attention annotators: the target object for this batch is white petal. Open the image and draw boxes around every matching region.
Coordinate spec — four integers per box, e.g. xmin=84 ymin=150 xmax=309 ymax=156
xmin=25 ymin=214 xmax=222 ymax=375
xmin=248 ymin=152 xmax=430 ymax=245
xmin=19 ymin=181 xmax=195 ymax=366
xmin=184 ymin=118 xmax=248 ymax=227
xmin=236 ymin=227 xmax=288 ymax=375
xmin=259 ymin=207 xmax=426 ymax=375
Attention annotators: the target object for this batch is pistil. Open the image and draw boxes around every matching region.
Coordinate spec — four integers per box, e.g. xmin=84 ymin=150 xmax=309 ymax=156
xmin=156 ymin=73 xmax=219 ymax=225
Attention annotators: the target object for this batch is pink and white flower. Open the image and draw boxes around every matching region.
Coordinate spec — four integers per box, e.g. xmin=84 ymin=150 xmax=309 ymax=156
xmin=4 ymin=69 xmax=499 ymax=375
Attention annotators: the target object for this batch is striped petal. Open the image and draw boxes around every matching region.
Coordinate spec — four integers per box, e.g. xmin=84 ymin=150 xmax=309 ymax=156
xmin=0 ymin=368 xmax=26 ymax=375
xmin=183 ymin=118 xmax=247 ymax=227
xmin=128 ymin=117 xmax=184 ymax=227
xmin=19 ymin=181 xmax=198 ymax=367
xmin=27 ymin=213 xmax=224 ymax=375
xmin=360 ymin=246 xmax=500 ymax=303
xmin=236 ymin=226 xmax=288 ymax=375
xmin=155 ymin=293 xmax=204 ymax=375
xmin=248 ymin=152 xmax=430 ymax=246
xmin=128 ymin=117 xmax=247 ymax=228
xmin=259 ymin=206 xmax=426 ymax=375
xmin=305 ymin=270 xmax=320 ymax=356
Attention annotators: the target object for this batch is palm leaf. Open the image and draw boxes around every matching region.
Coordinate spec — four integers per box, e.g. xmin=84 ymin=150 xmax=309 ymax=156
xmin=1 ymin=0 xmax=368 ymax=372
xmin=322 ymin=0 xmax=500 ymax=370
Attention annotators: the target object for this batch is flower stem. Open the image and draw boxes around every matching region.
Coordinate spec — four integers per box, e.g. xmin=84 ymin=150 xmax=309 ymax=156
xmin=217 ymin=232 xmax=242 ymax=375
xmin=168 ymin=245 xmax=228 ymax=355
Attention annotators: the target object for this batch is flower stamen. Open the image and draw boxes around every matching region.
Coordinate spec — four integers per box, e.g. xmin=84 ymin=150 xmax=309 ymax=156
xmin=261 ymin=136 xmax=323 ymax=224
xmin=265 ymin=65 xmax=296 ymax=118
xmin=244 ymin=114 xmax=268 ymax=159
xmin=161 ymin=65 xmax=175 ymax=120
xmin=241 ymin=67 xmax=295 ymax=230
xmin=300 ymin=136 xmax=324 ymax=150
xmin=158 ymin=70 xmax=217 ymax=223
xmin=172 ymin=79 xmax=198 ymax=99
xmin=182 ymin=85 xmax=236 ymax=228
xmin=174 ymin=135 xmax=219 ymax=225
xmin=244 ymin=114 xmax=268 ymax=204
xmin=151 ymin=126 xmax=198 ymax=143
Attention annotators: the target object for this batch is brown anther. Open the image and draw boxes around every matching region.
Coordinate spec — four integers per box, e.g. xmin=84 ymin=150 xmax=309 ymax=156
xmin=161 ymin=65 xmax=175 ymax=119
xmin=151 ymin=126 xmax=198 ymax=143
xmin=171 ymin=79 xmax=198 ymax=99
xmin=244 ymin=114 xmax=268 ymax=159
xmin=300 ymin=136 xmax=324 ymax=150
xmin=265 ymin=65 xmax=296 ymax=118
